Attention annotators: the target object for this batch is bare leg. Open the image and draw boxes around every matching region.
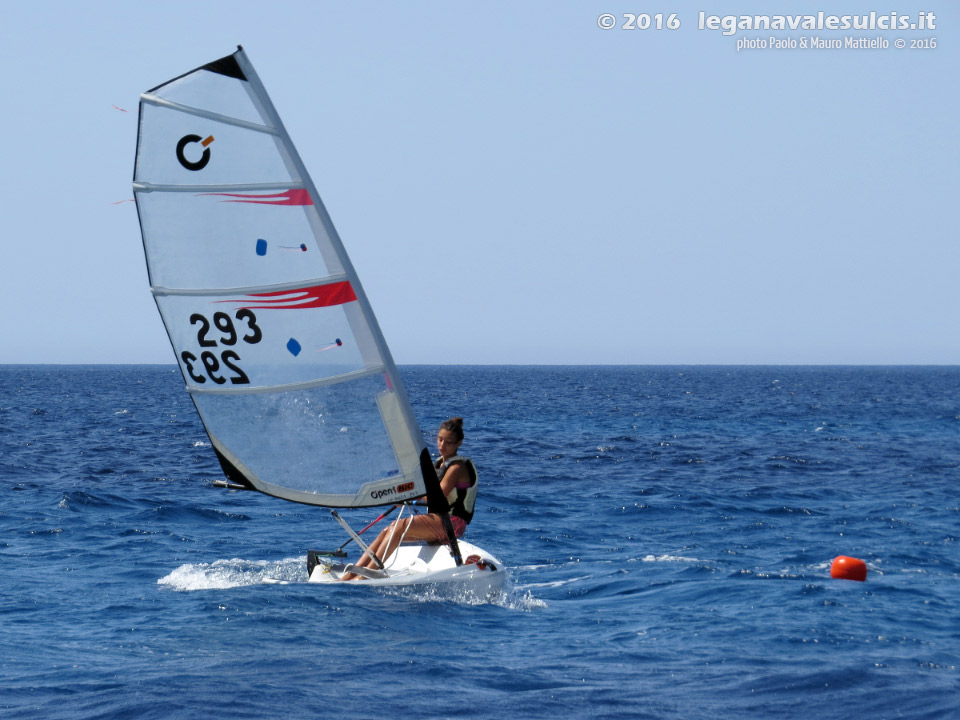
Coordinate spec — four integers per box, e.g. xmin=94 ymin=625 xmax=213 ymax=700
xmin=339 ymin=519 xmax=408 ymax=581
xmin=339 ymin=515 xmax=445 ymax=581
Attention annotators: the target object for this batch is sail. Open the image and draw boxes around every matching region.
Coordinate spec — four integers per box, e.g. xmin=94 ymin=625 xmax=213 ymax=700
xmin=133 ymin=47 xmax=432 ymax=507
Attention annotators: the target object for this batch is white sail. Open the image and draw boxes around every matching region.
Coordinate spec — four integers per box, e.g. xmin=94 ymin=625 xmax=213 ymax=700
xmin=133 ymin=47 xmax=430 ymax=507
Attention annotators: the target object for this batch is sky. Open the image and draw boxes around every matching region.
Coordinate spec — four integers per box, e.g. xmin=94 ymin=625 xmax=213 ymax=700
xmin=0 ymin=1 xmax=956 ymax=365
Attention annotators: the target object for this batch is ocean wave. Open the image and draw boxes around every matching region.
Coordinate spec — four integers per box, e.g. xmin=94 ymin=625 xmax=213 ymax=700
xmin=636 ymin=554 xmax=700 ymax=563
xmin=6 ymin=365 xmax=960 ymax=718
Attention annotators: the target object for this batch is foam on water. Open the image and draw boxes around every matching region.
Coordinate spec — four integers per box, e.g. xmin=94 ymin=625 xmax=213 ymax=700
xmin=158 ymin=557 xmax=306 ymax=590
xmin=158 ymin=555 xmax=539 ymax=609
xmin=377 ymin=578 xmax=538 ymax=608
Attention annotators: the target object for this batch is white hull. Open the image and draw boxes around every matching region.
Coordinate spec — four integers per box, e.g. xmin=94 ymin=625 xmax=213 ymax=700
xmin=308 ymin=540 xmax=505 ymax=598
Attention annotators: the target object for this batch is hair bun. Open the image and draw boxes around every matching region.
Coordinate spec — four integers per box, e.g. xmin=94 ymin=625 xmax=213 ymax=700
xmin=439 ymin=416 xmax=465 ymax=441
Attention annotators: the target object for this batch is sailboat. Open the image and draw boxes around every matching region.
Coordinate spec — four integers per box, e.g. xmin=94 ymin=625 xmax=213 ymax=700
xmin=133 ymin=47 xmax=504 ymax=597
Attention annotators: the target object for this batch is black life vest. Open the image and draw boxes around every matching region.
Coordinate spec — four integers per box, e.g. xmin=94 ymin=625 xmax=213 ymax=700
xmin=434 ymin=455 xmax=478 ymax=524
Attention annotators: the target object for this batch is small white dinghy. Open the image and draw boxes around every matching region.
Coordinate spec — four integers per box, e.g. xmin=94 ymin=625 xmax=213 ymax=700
xmin=133 ymin=47 xmax=504 ymax=597
xmin=308 ymin=538 xmax=505 ymax=597
xmin=305 ymin=509 xmax=504 ymax=596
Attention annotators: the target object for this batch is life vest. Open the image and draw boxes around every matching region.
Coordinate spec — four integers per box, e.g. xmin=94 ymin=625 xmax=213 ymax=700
xmin=435 ymin=455 xmax=478 ymax=524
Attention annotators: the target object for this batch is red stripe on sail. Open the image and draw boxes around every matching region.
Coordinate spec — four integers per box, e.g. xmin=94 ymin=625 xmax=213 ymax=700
xmin=216 ymin=282 xmax=357 ymax=310
xmin=198 ymin=189 xmax=313 ymax=206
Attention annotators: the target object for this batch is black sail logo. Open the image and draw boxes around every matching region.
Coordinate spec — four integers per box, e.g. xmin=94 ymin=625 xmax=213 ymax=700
xmin=176 ymin=134 xmax=214 ymax=170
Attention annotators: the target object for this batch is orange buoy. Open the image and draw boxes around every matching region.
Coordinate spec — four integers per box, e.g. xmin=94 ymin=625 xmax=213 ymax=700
xmin=830 ymin=555 xmax=867 ymax=582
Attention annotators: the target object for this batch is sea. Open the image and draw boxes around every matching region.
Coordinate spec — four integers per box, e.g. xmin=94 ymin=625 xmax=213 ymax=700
xmin=1 ymin=365 xmax=958 ymax=719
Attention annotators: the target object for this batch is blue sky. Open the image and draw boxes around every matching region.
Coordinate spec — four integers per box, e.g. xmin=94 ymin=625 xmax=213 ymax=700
xmin=1 ymin=1 xmax=956 ymax=364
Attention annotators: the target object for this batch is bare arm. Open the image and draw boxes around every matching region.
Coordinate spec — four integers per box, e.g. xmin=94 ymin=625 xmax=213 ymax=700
xmin=438 ymin=462 xmax=468 ymax=499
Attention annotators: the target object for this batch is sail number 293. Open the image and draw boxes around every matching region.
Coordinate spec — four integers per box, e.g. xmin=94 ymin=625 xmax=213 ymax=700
xmin=181 ymin=309 xmax=262 ymax=385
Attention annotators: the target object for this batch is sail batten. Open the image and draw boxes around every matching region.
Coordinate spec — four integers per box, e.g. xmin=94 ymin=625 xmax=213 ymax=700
xmin=186 ymin=365 xmax=388 ymax=395
xmin=139 ymin=94 xmax=279 ymax=135
xmin=134 ymin=181 xmax=303 ymax=194
xmin=152 ymin=273 xmax=351 ymax=298
xmin=134 ymin=48 xmax=430 ymax=508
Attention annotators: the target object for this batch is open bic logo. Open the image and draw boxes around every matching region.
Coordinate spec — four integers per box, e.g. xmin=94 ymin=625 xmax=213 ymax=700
xmin=176 ymin=134 xmax=214 ymax=170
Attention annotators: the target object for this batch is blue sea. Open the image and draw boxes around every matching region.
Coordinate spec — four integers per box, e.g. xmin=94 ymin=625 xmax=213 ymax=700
xmin=2 ymin=365 xmax=958 ymax=719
